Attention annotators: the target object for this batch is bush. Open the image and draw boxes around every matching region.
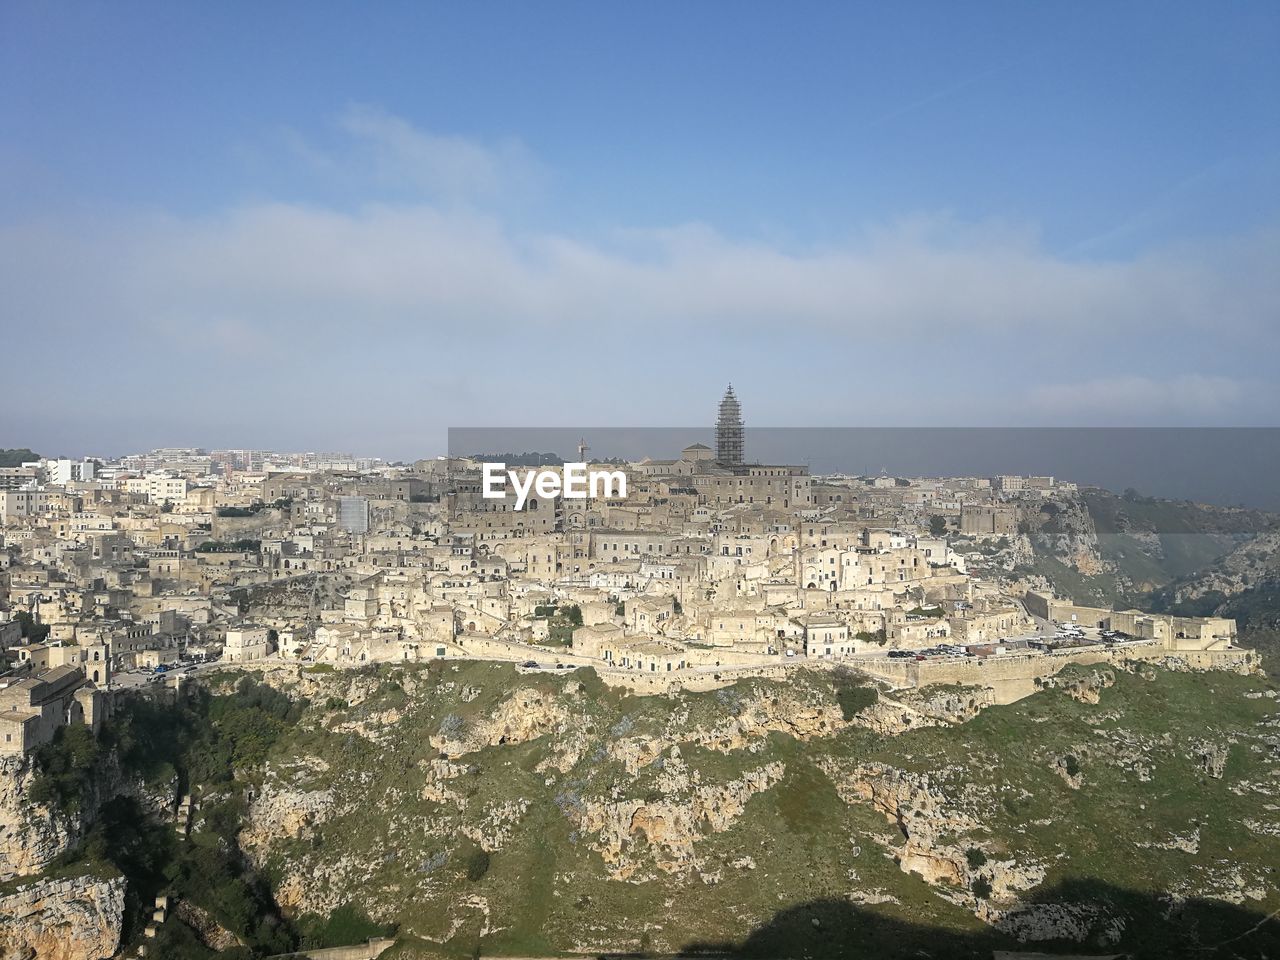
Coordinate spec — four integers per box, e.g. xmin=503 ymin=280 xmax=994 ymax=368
xmin=965 ymin=847 xmax=987 ymax=869
xmin=465 ymin=848 xmax=491 ymax=882
xmin=972 ymin=876 xmax=992 ymax=899
xmin=14 ymin=610 xmax=50 ymax=643
xmin=29 ymin=724 xmax=101 ymax=814
xmin=832 ymin=668 xmax=880 ymax=720
xmin=297 ymin=903 xmax=396 ymax=949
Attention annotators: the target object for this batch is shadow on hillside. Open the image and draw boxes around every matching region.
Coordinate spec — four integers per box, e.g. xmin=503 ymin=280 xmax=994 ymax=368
xmin=663 ymin=878 xmax=1280 ymax=959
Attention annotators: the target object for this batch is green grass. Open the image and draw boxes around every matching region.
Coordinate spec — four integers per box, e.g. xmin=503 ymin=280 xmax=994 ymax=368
xmin=61 ymin=653 xmax=1280 ymax=959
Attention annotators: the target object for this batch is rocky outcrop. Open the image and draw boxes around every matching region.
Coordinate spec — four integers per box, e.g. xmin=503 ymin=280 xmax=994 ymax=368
xmin=824 ymin=760 xmax=1045 ymax=902
xmin=431 ymin=688 xmax=572 ymax=757
xmin=1028 ymin=496 xmax=1103 ymax=578
xmin=1160 ymin=530 xmax=1280 ymax=605
xmin=829 ymin=761 xmax=979 ymax=887
xmin=240 ymin=779 xmax=334 ymax=853
xmin=860 ymin=685 xmax=996 ymax=735
xmin=1052 ymin=754 xmax=1084 ymax=789
xmin=174 ymin=899 xmax=244 ymax=952
xmin=1038 ymin=666 xmax=1116 ymax=704
xmin=1191 ymin=739 xmax=1230 ymax=779
xmin=0 ymin=750 xmax=177 ymax=883
xmin=685 ymin=692 xmax=846 ymax=753
xmin=0 ymin=757 xmax=76 ymax=880
xmin=573 ymin=762 xmax=784 ymax=879
xmin=0 ymin=873 xmax=125 ymax=960
xmin=989 ymin=900 xmax=1124 ymax=945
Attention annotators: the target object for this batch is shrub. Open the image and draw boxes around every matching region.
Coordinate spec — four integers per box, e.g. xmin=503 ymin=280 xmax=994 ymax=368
xmin=29 ymin=724 xmax=101 ymax=814
xmin=832 ymin=668 xmax=880 ymax=720
xmin=465 ymin=848 xmax=491 ymax=882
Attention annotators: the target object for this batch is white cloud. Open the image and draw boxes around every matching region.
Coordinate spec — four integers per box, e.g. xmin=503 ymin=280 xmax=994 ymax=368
xmin=334 ymin=103 xmax=543 ymax=201
xmin=14 ymin=200 xmax=1271 ymax=345
xmin=1 ymin=107 xmax=1278 ymax=439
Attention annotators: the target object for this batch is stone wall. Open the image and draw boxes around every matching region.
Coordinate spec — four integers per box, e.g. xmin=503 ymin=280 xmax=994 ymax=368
xmin=278 ymin=939 xmax=396 ymax=960
xmin=857 ymin=641 xmax=1258 ymax=704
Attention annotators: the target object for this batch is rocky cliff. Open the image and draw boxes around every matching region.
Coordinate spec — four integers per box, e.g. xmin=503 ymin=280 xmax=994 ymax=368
xmin=188 ymin=656 xmax=1280 ymax=958
xmin=0 ymin=757 xmax=76 ymax=880
xmin=0 ymin=873 xmax=125 ymax=960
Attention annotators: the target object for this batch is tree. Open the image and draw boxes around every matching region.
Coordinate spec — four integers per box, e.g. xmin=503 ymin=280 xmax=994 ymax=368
xmin=29 ymin=724 xmax=101 ymax=813
xmin=15 ymin=610 xmax=50 ymax=643
xmin=0 ymin=448 xmax=39 ymax=468
xmin=929 ymin=515 xmax=947 ymax=536
xmin=464 ymin=848 xmax=491 ymax=882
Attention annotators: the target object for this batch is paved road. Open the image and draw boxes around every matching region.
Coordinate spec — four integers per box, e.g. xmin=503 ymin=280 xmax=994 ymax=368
xmin=107 ymin=659 xmax=224 ymax=692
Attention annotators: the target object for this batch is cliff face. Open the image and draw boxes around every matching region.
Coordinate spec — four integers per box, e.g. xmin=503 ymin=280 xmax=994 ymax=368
xmin=0 ymin=741 xmax=177 ymax=960
xmin=0 ymin=752 xmax=176 ymax=882
xmin=0 ymin=874 xmax=125 ymax=960
xmin=572 ymin=760 xmax=785 ymax=879
xmin=0 ymin=757 xmax=76 ymax=880
xmin=1017 ymin=489 xmax=1272 ymax=606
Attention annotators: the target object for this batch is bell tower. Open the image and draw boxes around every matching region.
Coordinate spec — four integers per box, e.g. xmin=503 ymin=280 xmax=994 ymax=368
xmin=715 ymin=385 xmax=744 ymax=465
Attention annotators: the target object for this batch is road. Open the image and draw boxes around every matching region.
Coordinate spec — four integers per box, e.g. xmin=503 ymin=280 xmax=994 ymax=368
xmin=106 ymin=659 xmax=225 ymax=692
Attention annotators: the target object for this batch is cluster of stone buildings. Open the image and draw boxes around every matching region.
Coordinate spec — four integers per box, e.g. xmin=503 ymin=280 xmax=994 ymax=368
xmin=0 ymin=389 xmax=1242 ymax=750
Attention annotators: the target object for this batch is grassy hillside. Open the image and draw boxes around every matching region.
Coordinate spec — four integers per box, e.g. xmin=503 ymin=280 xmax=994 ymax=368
xmin=41 ymin=658 xmax=1280 ymax=958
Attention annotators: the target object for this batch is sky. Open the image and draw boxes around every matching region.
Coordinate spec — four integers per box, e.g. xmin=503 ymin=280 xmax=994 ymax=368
xmin=1 ymin=1 xmax=1278 ymax=460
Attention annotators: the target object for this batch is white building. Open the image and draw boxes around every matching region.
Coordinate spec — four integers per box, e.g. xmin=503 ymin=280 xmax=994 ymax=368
xmin=223 ymin=626 xmax=272 ymax=662
xmin=48 ymin=459 xmax=98 ymax=486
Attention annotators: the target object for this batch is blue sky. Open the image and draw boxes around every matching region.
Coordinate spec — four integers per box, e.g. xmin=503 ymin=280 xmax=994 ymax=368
xmin=2 ymin=1 xmax=1278 ymax=458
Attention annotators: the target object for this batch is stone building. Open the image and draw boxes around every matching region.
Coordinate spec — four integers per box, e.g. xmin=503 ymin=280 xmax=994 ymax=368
xmin=0 ymin=666 xmax=101 ymax=757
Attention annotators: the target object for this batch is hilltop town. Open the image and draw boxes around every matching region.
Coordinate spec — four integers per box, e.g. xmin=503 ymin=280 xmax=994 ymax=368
xmin=0 ymin=389 xmax=1257 ymax=760
xmin=3 ymin=394 xmax=1278 ymax=960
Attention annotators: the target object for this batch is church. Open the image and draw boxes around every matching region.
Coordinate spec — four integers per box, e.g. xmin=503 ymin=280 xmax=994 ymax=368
xmin=638 ymin=386 xmax=814 ymax=509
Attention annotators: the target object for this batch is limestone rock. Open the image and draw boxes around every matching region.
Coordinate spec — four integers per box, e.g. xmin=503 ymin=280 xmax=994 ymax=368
xmin=573 ymin=762 xmax=785 ymax=878
xmin=174 ymin=899 xmax=244 ymax=952
xmin=431 ymin=688 xmax=571 ymax=757
xmin=1191 ymin=739 xmax=1230 ymax=779
xmin=0 ymin=873 xmax=125 ymax=960
xmin=0 ymin=757 xmax=75 ymax=880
